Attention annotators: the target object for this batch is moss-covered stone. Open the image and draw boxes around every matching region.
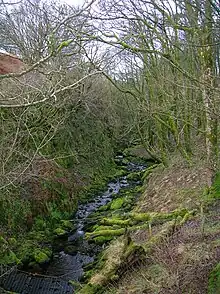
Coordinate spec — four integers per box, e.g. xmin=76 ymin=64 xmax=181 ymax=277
xmin=110 ymin=198 xmax=124 ymax=210
xmin=54 ymin=227 xmax=67 ymax=236
xmin=93 ymin=236 xmax=114 ymax=244
xmin=122 ymin=158 xmax=129 ymax=165
xmin=34 ymin=249 xmax=51 ymax=264
xmin=130 ymin=208 xmax=190 ymax=223
xmin=100 ymin=218 xmax=131 ymax=226
xmin=86 ymin=228 xmax=125 ymax=239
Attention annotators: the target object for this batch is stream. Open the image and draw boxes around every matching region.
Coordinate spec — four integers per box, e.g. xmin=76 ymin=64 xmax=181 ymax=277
xmin=45 ymin=157 xmax=147 ymax=283
xmin=0 ymin=156 xmax=148 ymax=293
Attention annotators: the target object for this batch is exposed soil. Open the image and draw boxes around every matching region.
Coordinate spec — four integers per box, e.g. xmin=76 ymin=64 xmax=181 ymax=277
xmin=138 ymin=158 xmax=213 ymax=213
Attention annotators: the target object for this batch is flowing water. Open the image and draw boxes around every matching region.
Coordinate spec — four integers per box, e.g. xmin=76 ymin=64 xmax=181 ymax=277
xmin=45 ymin=158 xmax=147 ymax=283
xmin=0 ymin=157 xmax=148 ymax=293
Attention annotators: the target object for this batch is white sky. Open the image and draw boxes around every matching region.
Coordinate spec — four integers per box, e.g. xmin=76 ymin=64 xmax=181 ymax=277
xmin=62 ymin=0 xmax=85 ymax=7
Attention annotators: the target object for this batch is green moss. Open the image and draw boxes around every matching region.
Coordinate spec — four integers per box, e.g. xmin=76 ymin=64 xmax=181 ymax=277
xmin=60 ymin=220 xmax=75 ymax=230
xmin=16 ymin=240 xmax=35 ymax=264
xmin=130 ymin=208 xmax=190 ymax=223
xmin=101 ymin=218 xmax=131 ymax=226
xmin=126 ymin=171 xmax=142 ymax=181
xmin=122 ymin=158 xmax=129 ymax=165
xmin=110 ymin=198 xmax=124 ymax=210
xmin=208 ymin=263 xmax=220 ymax=294
xmin=142 ymin=164 xmax=159 ymax=180
xmin=130 ymin=212 xmax=151 ymax=221
xmin=1 ymin=250 xmax=20 ymax=265
xmin=93 ymin=236 xmax=114 ymax=244
xmin=93 ymin=225 xmax=114 ymax=231
xmin=54 ymin=227 xmax=67 ymax=236
xmin=109 ymin=169 xmax=128 ymax=179
xmin=203 ymin=171 xmax=220 ymax=203
xmin=98 ymin=204 xmax=110 ymax=211
xmin=77 ymin=284 xmax=102 ymax=294
xmin=86 ymin=228 xmax=125 ymax=239
xmin=34 ymin=249 xmax=51 ymax=264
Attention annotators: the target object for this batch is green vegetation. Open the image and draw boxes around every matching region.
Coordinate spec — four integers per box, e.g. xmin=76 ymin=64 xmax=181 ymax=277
xmin=208 ymin=172 xmax=220 ymax=200
xmin=34 ymin=249 xmax=51 ymax=264
xmin=0 ymin=0 xmax=220 ymax=292
xmin=110 ymin=198 xmax=124 ymax=210
xmin=208 ymin=263 xmax=220 ymax=294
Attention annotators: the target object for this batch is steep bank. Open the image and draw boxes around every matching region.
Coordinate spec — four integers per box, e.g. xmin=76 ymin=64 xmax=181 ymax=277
xmin=79 ymin=155 xmax=220 ymax=294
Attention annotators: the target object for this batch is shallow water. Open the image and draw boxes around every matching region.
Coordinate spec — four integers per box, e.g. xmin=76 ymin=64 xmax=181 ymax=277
xmin=45 ymin=160 xmax=147 ymax=282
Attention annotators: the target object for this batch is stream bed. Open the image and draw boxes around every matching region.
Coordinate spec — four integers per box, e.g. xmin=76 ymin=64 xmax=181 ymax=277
xmin=0 ymin=156 xmax=149 ymax=293
xmin=45 ymin=157 xmax=147 ymax=284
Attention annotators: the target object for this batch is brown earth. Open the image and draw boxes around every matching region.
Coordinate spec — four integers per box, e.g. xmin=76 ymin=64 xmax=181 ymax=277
xmin=137 ymin=158 xmax=213 ymax=213
xmin=0 ymin=53 xmax=25 ymax=74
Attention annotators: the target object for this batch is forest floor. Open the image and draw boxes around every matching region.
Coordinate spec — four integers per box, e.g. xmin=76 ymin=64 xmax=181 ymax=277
xmin=82 ymin=154 xmax=220 ymax=294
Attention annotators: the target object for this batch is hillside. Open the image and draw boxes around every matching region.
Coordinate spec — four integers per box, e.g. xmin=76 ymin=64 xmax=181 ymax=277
xmin=78 ymin=155 xmax=220 ymax=294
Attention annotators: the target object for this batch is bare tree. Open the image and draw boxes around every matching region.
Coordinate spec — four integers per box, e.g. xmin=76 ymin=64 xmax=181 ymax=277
xmin=85 ymin=0 xmax=220 ymax=165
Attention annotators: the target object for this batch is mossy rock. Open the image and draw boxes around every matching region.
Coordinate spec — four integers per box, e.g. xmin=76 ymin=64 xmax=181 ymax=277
xmin=34 ymin=249 xmax=51 ymax=264
xmin=93 ymin=236 xmax=114 ymax=244
xmin=93 ymin=225 xmax=113 ymax=231
xmin=101 ymin=218 xmax=131 ymax=226
xmin=16 ymin=240 xmax=36 ymax=264
xmin=208 ymin=263 xmax=220 ymax=294
xmin=86 ymin=228 xmax=125 ymax=240
xmin=110 ymin=198 xmax=124 ymax=210
xmin=54 ymin=227 xmax=67 ymax=236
